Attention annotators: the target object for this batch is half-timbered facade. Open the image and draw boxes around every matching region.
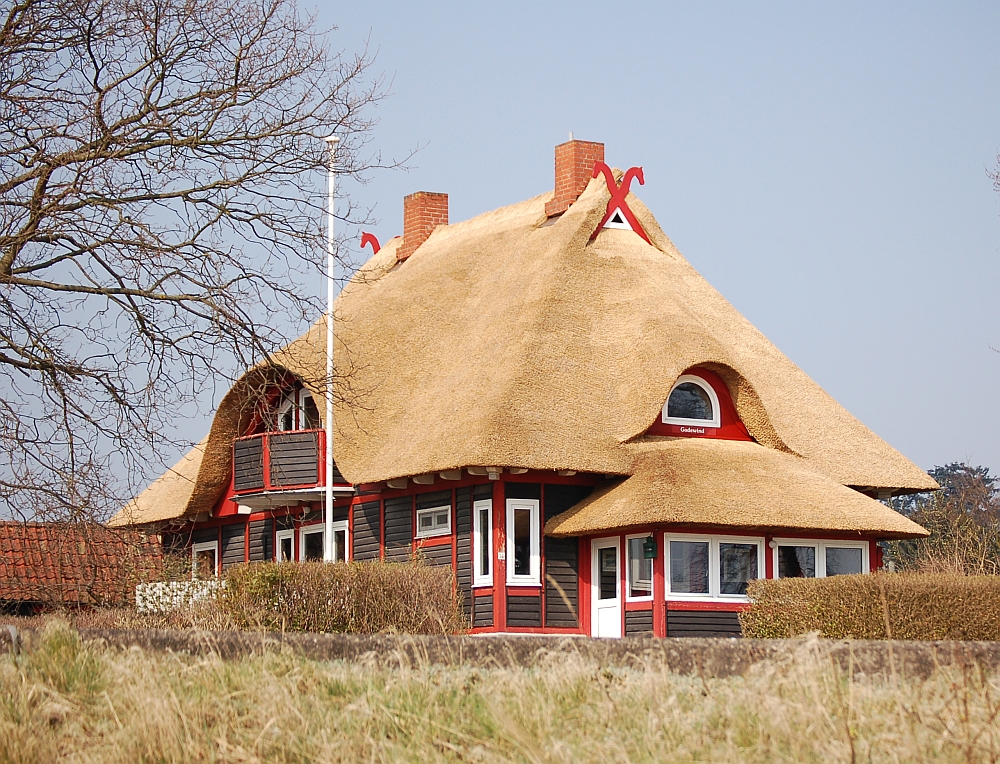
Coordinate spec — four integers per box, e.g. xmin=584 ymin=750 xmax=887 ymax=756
xmin=112 ymin=139 xmax=935 ymax=637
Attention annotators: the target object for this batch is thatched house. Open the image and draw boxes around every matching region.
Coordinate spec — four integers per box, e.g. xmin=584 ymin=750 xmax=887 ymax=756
xmin=111 ymin=139 xmax=934 ymax=637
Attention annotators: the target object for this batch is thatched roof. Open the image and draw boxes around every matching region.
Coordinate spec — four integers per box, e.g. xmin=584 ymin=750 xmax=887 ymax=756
xmin=543 ymin=438 xmax=929 ymax=539
xmin=113 ymin=168 xmax=936 ymax=530
xmin=329 ymin=173 xmax=934 ymax=491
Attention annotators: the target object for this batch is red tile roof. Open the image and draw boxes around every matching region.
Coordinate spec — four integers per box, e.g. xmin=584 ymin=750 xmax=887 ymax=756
xmin=0 ymin=522 xmax=163 ymax=606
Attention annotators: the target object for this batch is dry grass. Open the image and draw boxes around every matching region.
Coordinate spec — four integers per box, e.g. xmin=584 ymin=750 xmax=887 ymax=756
xmin=741 ymin=572 xmax=1000 ymax=640
xmin=2 ymin=621 xmax=1000 ymax=763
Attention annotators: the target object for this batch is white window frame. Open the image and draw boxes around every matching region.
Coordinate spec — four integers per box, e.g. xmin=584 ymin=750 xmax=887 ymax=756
xmin=664 ymin=533 xmax=764 ymax=602
xmin=297 ymin=388 xmax=318 ymax=429
xmin=191 ymin=540 xmax=219 ymax=579
xmin=275 ymin=528 xmax=295 ymax=562
xmin=276 ymin=394 xmax=296 ymax=431
xmin=473 ymin=499 xmax=493 ymax=587
xmin=299 ymin=524 xmax=325 ymax=561
xmin=330 ymin=519 xmax=349 ymax=563
xmin=415 ymin=504 xmax=452 ymax=539
xmin=506 ymin=498 xmax=541 ymax=586
xmin=662 ymin=374 xmax=722 ymax=428
xmin=772 ymin=539 xmax=869 ymax=579
xmin=625 ymin=533 xmax=654 ymax=602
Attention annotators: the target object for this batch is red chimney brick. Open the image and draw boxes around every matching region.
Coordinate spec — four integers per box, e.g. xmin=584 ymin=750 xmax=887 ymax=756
xmin=398 ymin=191 xmax=448 ymax=262
xmin=544 ymin=139 xmax=605 ymax=217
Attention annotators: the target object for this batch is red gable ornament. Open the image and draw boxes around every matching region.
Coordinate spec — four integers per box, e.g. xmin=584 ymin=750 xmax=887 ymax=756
xmin=361 ymin=231 xmax=380 ymax=254
xmin=590 ymin=161 xmax=651 ymax=244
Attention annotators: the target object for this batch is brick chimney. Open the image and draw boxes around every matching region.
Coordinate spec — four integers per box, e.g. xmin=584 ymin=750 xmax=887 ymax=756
xmin=398 ymin=191 xmax=448 ymax=262
xmin=544 ymin=139 xmax=605 ymax=217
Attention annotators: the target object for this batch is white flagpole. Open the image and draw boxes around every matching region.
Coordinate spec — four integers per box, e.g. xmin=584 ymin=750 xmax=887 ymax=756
xmin=323 ymin=134 xmax=340 ymax=562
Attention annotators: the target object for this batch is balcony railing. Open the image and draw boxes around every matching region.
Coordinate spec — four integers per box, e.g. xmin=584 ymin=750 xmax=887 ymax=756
xmin=232 ymin=429 xmax=345 ymax=495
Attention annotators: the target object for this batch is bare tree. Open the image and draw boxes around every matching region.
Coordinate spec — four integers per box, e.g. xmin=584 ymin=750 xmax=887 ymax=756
xmin=0 ymin=0 xmax=392 ymax=521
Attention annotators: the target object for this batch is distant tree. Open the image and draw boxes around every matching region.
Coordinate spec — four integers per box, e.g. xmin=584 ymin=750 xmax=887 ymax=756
xmin=0 ymin=0 xmax=396 ymax=522
xmin=888 ymin=463 xmax=1000 ymax=575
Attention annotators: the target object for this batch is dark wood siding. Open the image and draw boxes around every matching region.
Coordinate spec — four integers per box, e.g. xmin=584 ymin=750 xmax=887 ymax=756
xmin=419 ymin=542 xmax=453 ymax=568
xmin=162 ymin=532 xmax=187 ymax=554
xmin=192 ymin=527 xmax=218 ymax=545
xmin=248 ymin=519 xmax=273 ymax=562
xmin=455 ymin=487 xmax=472 ymax=621
xmin=473 ymin=594 xmax=493 ymax=628
xmin=542 ymin=484 xmax=591 ymax=629
xmin=352 ymin=500 xmax=381 ymax=561
xmin=544 ymin=538 xmax=578 ymax=628
xmin=233 ymin=438 xmax=264 ymax=491
xmin=543 ymin=484 xmax=594 ymax=518
xmin=507 ymin=593 xmax=542 ymax=627
xmin=416 ymin=490 xmax=451 ymax=511
xmin=220 ymin=523 xmax=246 ymax=571
xmin=383 ymin=495 xmax=412 ymax=562
xmin=625 ymin=609 xmax=654 ymax=637
xmin=334 ymin=503 xmax=349 ymax=523
xmin=268 ymin=431 xmax=319 ymax=487
xmin=506 ymin=482 xmax=541 ymax=500
xmin=275 ymin=514 xmax=295 ymax=531
xmin=667 ymin=610 xmax=742 ymax=638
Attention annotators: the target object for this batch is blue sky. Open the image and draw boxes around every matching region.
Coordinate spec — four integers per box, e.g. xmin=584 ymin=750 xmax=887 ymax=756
xmin=316 ymin=1 xmax=1000 ymax=474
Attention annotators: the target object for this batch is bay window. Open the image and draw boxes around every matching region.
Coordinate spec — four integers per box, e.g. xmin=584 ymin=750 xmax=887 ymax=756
xmin=626 ymin=535 xmax=654 ymax=600
xmin=774 ymin=539 xmax=867 ymax=578
xmin=665 ymin=534 xmax=763 ymax=600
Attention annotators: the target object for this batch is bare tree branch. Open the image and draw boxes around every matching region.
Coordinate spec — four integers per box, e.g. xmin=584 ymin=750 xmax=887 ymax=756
xmin=0 ymin=0 xmax=403 ymax=521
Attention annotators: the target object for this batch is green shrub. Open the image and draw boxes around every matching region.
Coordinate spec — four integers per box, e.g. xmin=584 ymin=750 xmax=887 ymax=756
xmin=740 ymin=572 xmax=1000 ymax=640
xmin=217 ymin=559 xmax=466 ymax=635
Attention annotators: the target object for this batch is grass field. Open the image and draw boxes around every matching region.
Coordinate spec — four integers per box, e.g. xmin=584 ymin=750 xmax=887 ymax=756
xmin=2 ymin=621 xmax=1000 ymax=763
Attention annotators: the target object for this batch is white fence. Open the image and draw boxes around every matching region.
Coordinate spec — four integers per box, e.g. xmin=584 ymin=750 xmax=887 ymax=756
xmin=135 ymin=580 xmax=223 ymax=613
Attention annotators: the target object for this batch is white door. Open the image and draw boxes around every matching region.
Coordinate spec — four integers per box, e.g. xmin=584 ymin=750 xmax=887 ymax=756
xmin=591 ymin=537 xmax=622 ymax=638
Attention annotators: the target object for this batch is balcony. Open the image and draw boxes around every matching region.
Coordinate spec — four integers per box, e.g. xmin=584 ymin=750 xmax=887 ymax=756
xmin=231 ymin=430 xmax=351 ymax=509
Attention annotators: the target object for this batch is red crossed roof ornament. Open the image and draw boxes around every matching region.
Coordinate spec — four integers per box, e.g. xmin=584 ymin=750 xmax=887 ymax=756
xmin=590 ymin=161 xmax=651 ymax=244
xmin=360 ymin=232 xmax=380 ymax=254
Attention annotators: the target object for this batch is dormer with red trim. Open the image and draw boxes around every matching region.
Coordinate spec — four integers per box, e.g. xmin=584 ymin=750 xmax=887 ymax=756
xmin=645 ymin=367 xmax=753 ymax=441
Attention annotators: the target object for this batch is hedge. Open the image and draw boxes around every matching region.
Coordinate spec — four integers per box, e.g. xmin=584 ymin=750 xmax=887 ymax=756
xmin=740 ymin=573 xmax=1000 ymax=640
xmin=217 ymin=560 xmax=467 ymax=635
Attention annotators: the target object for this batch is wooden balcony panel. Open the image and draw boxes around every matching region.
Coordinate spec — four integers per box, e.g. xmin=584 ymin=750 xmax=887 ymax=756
xmin=269 ymin=431 xmax=320 ymax=488
xmin=233 ymin=438 xmax=265 ymax=491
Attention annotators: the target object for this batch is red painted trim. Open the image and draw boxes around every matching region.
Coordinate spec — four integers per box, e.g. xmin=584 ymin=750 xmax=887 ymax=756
xmin=451 ymin=488 xmax=458 ymax=595
xmin=652 ymin=529 xmax=666 ymax=637
xmin=494 ymin=480 xmax=505 ymax=630
xmin=624 ymin=600 xmax=653 ymax=611
xmin=414 ymin=536 xmax=452 ymax=549
xmin=540 ymin=484 xmax=547 ymax=627
xmin=506 ymin=586 xmax=541 ymax=596
xmin=645 ymin=367 xmax=752 ymax=441
xmin=870 ymin=539 xmax=881 ymax=572
xmin=667 ymin=600 xmax=750 ymax=612
xmin=579 ymin=535 xmax=591 ymax=636
xmin=379 ymin=496 xmax=386 ymax=560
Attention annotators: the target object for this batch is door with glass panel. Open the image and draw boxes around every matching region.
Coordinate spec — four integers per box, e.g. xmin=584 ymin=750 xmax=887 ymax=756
xmin=591 ymin=537 xmax=621 ymax=638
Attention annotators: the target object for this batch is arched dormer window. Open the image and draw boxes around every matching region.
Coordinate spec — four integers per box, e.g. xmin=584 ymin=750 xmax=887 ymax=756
xmin=261 ymin=386 xmax=320 ymax=433
xmin=662 ymin=374 xmax=721 ymax=428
